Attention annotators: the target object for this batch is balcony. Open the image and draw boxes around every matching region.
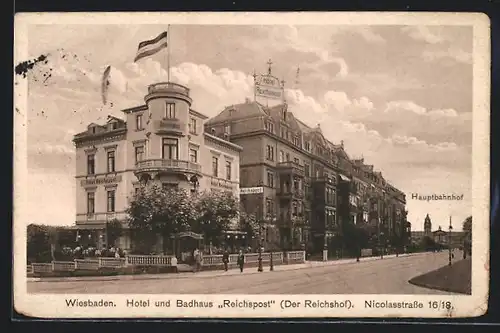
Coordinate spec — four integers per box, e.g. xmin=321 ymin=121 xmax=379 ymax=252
xmin=145 ymin=82 xmax=192 ymax=105
xmin=277 ymin=187 xmax=304 ymax=200
xmin=312 ymin=177 xmax=336 ymax=185
xmin=75 ymin=212 xmax=128 ymax=229
xmin=276 ymin=161 xmax=305 ymax=177
xmin=135 ymin=159 xmax=202 ymax=179
xmin=154 ymin=119 xmax=185 ymax=136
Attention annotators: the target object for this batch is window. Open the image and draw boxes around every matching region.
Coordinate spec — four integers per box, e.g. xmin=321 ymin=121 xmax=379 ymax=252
xmin=265 ymin=121 xmax=274 ymax=133
xmin=266 ymin=199 xmax=273 ymax=215
xmin=225 ymin=161 xmax=231 ymax=180
xmin=110 ymin=122 xmax=118 ymax=130
xmin=162 ymin=138 xmax=178 ymax=159
xmin=224 ymin=124 xmax=231 ymax=135
xmin=212 ymin=157 xmax=218 ymax=177
xmin=87 ymin=154 xmax=95 ymax=175
xmin=304 ymin=163 xmax=310 ymax=177
xmin=266 ymin=145 xmax=274 ymax=161
xmin=293 ymin=157 xmax=299 ymax=164
xmin=107 ymin=190 xmax=115 ymax=212
xmin=135 ymin=187 xmax=140 ymax=195
xmin=189 ymin=118 xmax=197 ymax=134
xmin=107 ymin=151 xmax=115 ymax=173
xmin=267 ymin=171 xmax=274 ymax=188
xmin=285 ymin=153 xmax=290 ymax=161
xmin=282 ymin=110 xmax=287 ymax=121
xmin=293 ymin=136 xmax=300 ymax=146
xmin=136 ymin=114 xmax=143 ymax=130
xmin=279 ymin=150 xmax=285 ymax=163
xmin=292 ymin=202 xmax=298 ymax=216
xmin=165 ymin=103 xmax=176 ymax=119
xmin=87 ymin=192 xmax=95 ymax=215
xmin=327 ymin=210 xmax=336 ymax=226
xmin=135 ymin=146 xmax=144 ymax=164
xmin=305 ymin=141 xmax=311 ymax=151
xmin=280 ymin=127 xmax=286 ymax=138
xmin=189 ymin=148 xmax=198 ymax=163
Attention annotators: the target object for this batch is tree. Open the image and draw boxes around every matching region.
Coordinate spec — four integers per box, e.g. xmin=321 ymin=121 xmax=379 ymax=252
xmin=462 ymin=216 xmax=472 ymax=234
xmin=27 ymin=224 xmax=51 ymax=263
xmin=126 ymin=185 xmax=198 ymax=254
xmin=239 ymin=209 xmax=259 ymax=244
xmin=106 ymin=219 xmax=123 ymax=247
xmin=193 ymin=190 xmax=239 ymax=246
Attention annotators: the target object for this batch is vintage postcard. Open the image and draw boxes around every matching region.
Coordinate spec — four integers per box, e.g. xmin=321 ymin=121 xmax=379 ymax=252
xmin=13 ymin=12 xmax=490 ymax=318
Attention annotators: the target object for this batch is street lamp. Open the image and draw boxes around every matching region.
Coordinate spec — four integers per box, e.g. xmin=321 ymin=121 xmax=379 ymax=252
xmin=448 ymin=216 xmax=453 ymax=266
xmin=379 ymin=231 xmax=384 ymax=259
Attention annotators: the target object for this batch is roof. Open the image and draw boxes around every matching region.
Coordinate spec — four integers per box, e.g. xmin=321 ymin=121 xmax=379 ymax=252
xmin=205 ymin=100 xmax=269 ymax=126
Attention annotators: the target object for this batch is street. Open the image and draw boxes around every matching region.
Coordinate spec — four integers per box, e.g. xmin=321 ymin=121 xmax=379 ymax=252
xmin=27 ymin=252 xmax=460 ymax=294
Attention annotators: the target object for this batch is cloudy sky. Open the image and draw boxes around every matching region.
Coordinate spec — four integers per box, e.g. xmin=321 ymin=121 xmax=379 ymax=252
xmin=20 ymin=22 xmax=473 ymax=231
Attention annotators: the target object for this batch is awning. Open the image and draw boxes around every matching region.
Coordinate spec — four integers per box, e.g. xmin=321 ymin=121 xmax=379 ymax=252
xmin=339 ymin=174 xmax=350 ymax=181
xmin=170 ymin=231 xmax=204 ymax=240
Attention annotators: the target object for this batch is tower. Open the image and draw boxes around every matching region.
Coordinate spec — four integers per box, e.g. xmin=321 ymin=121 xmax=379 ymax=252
xmin=424 ymin=214 xmax=432 ymax=236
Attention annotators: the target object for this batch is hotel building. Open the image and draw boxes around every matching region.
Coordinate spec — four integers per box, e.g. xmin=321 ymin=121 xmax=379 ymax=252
xmin=205 ymin=99 xmax=410 ymax=256
xmin=72 ymin=82 xmax=242 ymax=251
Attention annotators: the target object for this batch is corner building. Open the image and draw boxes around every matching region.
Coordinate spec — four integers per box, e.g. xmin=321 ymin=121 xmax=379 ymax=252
xmin=73 ymin=83 xmax=242 ymax=252
xmin=205 ymin=100 xmax=409 ymax=256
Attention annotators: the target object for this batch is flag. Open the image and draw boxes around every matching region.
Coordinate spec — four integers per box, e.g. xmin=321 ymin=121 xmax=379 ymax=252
xmin=134 ymin=31 xmax=168 ymax=62
xmin=101 ymin=65 xmax=111 ymax=105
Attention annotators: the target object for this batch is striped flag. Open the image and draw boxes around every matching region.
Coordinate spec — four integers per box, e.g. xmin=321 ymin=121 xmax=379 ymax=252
xmin=134 ymin=31 xmax=168 ymax=62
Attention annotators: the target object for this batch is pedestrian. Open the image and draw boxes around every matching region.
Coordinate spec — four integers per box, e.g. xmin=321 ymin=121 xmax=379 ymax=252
xmin=197 ymin=249 xmax=204 ymax=272
xmin=237 ymin=250 xmax=245 ymax=273
xmin=222 ymin=248 xmax=230 ymax=271
xmin=171 ymin=255 xmax=178 ymax=273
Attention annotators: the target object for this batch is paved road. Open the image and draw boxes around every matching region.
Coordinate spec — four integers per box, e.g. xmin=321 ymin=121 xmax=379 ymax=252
xmin=27 ymin=252 xmax=460 ymax=294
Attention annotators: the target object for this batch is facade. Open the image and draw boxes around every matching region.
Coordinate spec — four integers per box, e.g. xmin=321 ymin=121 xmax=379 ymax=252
xmin=73 ymin=82 xmax=242 ymax=251
xmin=205 ymin=98 xmax=409 ymax=256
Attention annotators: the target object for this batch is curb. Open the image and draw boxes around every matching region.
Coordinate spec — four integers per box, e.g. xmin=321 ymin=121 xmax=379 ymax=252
xmin=26 ymin=252 xmax=427 ymax=283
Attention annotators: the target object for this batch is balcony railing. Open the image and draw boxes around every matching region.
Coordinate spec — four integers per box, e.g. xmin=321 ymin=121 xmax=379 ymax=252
xmin=136 ymin=159 xmax=201 ymax=174
xmin=76 ymin=212 xmax=128 ymax=222
xmin=154 ymin=119 xmax=184 ymax=132
xmin=277 ymin=187 xmax=304 ymax=199
xmin=148 ymin=82 xmax=190 ymax=96
xmin=276 ymin=161 xmax=305 ymax=177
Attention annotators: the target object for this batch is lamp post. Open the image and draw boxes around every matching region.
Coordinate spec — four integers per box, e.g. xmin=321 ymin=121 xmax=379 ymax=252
xmin=257 ymin=205 xmax=263 ymax=272
xmin=379 ymin=231 xmax=384 ymax=259
xmin=448 ymin=216 xmax=453 ymax=266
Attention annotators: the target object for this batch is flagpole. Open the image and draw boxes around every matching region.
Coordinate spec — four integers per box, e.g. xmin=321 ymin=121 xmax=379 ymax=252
xmin=167 ymin=25 xmax=171 ymax=82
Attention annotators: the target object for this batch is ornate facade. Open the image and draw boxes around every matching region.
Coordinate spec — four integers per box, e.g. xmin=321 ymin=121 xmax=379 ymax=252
xmin=205 ymin=99 xmax=409 ymax=256
xmin=73 ymin=82 xmax=242 ymax=251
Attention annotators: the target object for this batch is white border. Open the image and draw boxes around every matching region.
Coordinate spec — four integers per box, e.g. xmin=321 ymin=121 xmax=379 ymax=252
xmin=13 ymin=12 xmax=490 ymax=318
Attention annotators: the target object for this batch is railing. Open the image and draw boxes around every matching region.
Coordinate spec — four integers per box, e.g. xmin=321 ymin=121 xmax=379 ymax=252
xmin=277 ymin=188 xmax=304 ymax=199
xmin=52 ymin=261 xmax=76 ymax=272
xmin=276 ymin=161 xmax=305 ymax=176
xmin=148 ymin=82 xmax=190 ymax=96
xmin=126 ymin=255 xmax=173 ymax=266
xmin=75 ymin=259 xmax=99 ymax=270
xmin=99 ymin=257 xmax=126 ymax=268
xmin=136 ymin=159 xmax=201 ymax=173
xmin=286 ymin=251 xmax=306 ymax=262
xmin=30 ymin=252 xmax=305 ymax=274
xmin=154 ymin=119 xmax=184 ymax=131
xmin=76 ymin=212 xmax=128 ymax=222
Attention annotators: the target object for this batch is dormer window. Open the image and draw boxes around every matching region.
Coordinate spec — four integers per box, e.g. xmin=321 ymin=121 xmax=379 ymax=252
xmin=304 ymin=141 xmax=311 ymax=151
xmin=265 ymin=121 xmax=274 ymax=133
xmin=165 ymin=103 xmax=176 ymax=119
xmin=224 ymin=124 xmax=231 ymax=135
xmin=91 ymin=127 xmax=96 ymax=134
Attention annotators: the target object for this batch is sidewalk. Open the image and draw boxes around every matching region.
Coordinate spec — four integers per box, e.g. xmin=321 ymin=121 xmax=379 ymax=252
xmin=27 ymin=252 xmax=424 ymax=283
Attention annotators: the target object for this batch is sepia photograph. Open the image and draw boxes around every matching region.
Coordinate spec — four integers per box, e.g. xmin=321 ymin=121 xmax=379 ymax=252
xmin=13 ymin=12 xmax=490 ymax=318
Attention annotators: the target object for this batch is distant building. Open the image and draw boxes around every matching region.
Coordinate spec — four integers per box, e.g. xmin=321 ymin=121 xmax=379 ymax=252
xmin=72 ymin=82 xmax=242 ymax=251
xmin=410 ymin=214 xmax=467 ymax=248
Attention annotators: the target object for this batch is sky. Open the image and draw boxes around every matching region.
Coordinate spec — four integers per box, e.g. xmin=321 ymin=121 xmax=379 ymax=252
xmin=20 ymin=23 xmax=473 ymax=231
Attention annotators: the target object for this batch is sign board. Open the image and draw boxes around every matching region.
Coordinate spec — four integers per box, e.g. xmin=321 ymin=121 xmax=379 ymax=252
xmin=240 ymin=187 xmax=264 ymax=195
xmin=254 ymin=74 xmax=283 ymax=100
xmin=361 ymin=248 xmax=373 ymax=257
xmin=81 ymin=175 xmax=122 ymax=186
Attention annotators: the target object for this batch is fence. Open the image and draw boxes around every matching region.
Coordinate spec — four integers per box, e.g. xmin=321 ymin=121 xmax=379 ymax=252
xmin=30 ymin=251 xmax=306 ymax=274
